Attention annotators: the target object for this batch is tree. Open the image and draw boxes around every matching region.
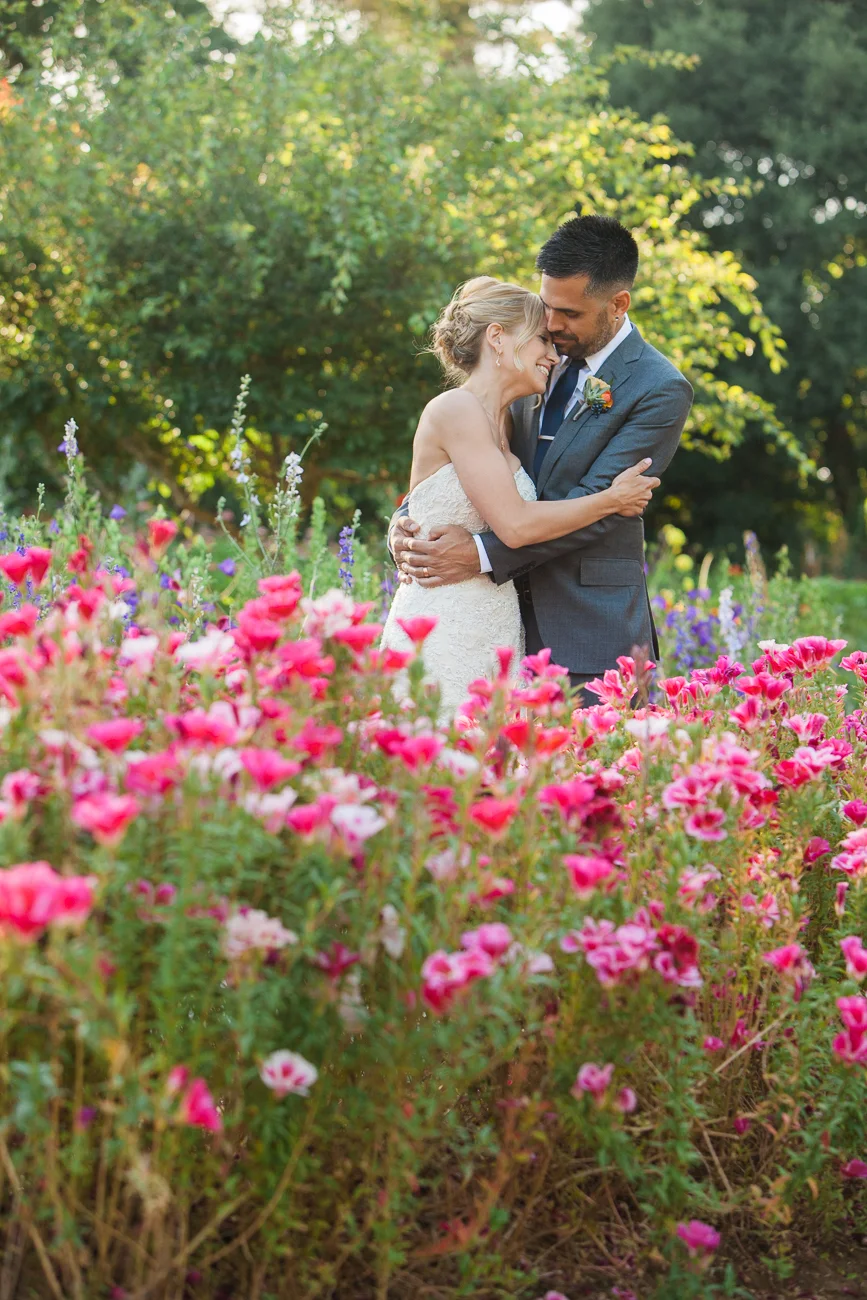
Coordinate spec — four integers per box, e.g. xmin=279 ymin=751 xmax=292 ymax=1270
xmin=585 ymin=0 xmax=867 ymax=568
xmin=1 ymin=1 xmax=794 ymax=525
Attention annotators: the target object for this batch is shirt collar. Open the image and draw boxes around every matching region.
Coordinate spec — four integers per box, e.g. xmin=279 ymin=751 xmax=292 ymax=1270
xmin=550 ymin=314 xmax=633 ymax=380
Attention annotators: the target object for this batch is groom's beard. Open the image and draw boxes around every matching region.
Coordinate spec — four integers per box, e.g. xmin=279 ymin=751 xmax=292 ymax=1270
xmin=553 ymin=319 xmax=619 ymax=359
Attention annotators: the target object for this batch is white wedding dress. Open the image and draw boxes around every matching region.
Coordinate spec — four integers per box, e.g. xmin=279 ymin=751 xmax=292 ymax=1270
xmin=381 ymin=462 xmax=537 ymax=718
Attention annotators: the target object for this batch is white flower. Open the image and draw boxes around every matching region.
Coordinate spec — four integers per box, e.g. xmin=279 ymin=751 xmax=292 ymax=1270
xmin=301 ymin=588 xmax=356 ymax=638
xmin=425 ymin=845 xmax=470 ymax=882
xmin=239 ymin=513 xmax=251 ymax=528
xmin=437 ymin=748 xmax=480 ymax=779
xmin=377 ymin=904 xmax=406 ymax=959
xmin=223 ymin=908 xmax=298 ymax=960
xmin=623 ymin=716 xmax=671 ymax=743
xmin=316 ymin=767 xmax=375 ymax=804
xmin=260 ymin=1050 xmax=318 ymax=1098
xmin=241 ymin=787 xmax=298 ymax=833
xmin=505 ymin=942 xmax=555 ymax=975
xmin=118 ymin=634 xmax=159 ymax=677
xmin=338 ymin=969 xmax=367 ymax=1032
xmin=330 ymin=803 xmax=386 ymax=846
xmin=174 ymin=628 xmax=237 ymax=672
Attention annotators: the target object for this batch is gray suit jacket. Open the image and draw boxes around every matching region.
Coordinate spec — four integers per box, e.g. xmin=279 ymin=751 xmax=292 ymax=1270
xmin=482 ymin=325 xmax=693 ymax=675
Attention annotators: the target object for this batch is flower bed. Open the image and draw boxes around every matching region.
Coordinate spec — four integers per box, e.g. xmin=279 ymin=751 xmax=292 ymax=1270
xmin=1 ymin=506 xmax=867 ymax=1298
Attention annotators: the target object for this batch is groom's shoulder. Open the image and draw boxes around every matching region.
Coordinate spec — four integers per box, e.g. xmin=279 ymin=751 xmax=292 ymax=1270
xmin=633 ymin=332 xmax=693 ymax=398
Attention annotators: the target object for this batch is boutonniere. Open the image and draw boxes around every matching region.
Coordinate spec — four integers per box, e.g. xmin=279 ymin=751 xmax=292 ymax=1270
xmin=583 ymin=374 xmax=613 ymax=415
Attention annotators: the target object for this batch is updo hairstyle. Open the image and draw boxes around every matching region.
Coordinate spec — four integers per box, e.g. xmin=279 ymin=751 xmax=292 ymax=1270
xmin=431 ymin=276 xmax=546 ymax=384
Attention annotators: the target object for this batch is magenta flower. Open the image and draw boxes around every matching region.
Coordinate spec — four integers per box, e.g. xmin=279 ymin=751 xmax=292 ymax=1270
xmin=703 ymin=1036 xmax=724 ymax=1053
xmin=841 ymin=936 xmax=867 ymax=981
xmin=675 ymin=1219 xmax=720 ymax=1257
xmin=571 ymin=1062 xmax=614 ymax=1104
xmin=841 ymin=1158 xmax=867 ymax=1179
xmin=461 ymin=922 xmax=512 ymax=960
xmin=177 ymin=1077 xmax=223 ymax=1133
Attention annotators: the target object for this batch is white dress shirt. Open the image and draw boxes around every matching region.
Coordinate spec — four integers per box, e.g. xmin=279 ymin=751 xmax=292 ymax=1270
xmin=474 ymin=315 xmax=633 ymax=574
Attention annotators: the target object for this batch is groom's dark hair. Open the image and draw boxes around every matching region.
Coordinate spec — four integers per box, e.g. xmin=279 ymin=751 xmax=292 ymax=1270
xmin=536 ymin=214 xmax=639 ymax=294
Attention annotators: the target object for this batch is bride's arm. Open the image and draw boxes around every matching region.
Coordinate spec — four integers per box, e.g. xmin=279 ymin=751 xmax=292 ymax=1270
xmin=437 ymin=393 xmax=658 ymax=550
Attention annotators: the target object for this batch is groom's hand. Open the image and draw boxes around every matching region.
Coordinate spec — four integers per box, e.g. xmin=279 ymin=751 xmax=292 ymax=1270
xmin=393 ymin=522 xmax=481 ymax=587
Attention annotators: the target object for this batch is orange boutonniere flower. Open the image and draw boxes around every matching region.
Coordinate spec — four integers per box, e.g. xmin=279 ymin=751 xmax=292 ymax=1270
xmin=583 ymin=375 xmax=613 ymax=415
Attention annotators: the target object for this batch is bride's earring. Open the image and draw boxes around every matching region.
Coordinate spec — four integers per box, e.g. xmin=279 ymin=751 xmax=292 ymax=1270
xmin=496 ymin=348 xmax=502 ymax=368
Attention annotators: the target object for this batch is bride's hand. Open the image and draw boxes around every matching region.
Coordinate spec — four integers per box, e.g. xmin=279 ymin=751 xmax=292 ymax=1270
xmin=608 ymin=459 xmax=660 ymax=517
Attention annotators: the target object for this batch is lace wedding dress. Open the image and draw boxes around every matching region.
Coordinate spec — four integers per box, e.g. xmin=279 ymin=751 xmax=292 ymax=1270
xmin=381 ymin=462 xmax=536 ymax=718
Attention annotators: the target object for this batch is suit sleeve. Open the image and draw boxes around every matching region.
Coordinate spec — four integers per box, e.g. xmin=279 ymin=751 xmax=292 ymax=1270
xmin=483 ymin=377 xmax=693 ymax=586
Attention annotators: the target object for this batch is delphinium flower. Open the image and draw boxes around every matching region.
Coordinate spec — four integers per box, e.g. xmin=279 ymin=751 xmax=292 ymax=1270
xmin=338 ymin=524 xmax=355 ymax=592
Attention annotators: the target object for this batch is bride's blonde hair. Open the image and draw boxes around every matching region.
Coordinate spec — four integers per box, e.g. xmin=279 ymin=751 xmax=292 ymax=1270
xmin=431 ymin=276 xmax=546 ymax=384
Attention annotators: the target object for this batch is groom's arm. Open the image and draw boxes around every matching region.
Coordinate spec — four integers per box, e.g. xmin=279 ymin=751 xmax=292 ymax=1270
xmin=482 ymin=379 xmax=692 ymax=585
xmin=397 ymin=378 xmax=691 ymax=587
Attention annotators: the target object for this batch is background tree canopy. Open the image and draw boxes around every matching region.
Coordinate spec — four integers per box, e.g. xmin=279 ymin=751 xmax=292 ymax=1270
xmin=586 ymin=0 xmax=867 ymax=568
xmin=0 ymin=0 xmax=846 ymax=562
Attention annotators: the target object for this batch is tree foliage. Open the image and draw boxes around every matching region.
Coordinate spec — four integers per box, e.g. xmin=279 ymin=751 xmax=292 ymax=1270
xmin=586 ymin=0 xmax=867 ymax=564
xmin=1 ymin=0 xmax=795 ymax=525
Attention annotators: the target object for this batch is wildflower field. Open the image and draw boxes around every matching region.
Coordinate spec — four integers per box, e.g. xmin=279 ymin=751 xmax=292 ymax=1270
xmin=1 ymin=430 xmax=867 ymax=1300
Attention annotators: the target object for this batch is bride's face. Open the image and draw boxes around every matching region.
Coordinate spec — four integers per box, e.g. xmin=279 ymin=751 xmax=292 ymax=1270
xmin=505 ymin=327 xmax=558 ymax=395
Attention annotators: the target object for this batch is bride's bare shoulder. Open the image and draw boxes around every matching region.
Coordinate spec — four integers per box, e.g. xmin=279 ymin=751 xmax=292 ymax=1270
xmin=420 ymin=390 xmax=487 ymax=436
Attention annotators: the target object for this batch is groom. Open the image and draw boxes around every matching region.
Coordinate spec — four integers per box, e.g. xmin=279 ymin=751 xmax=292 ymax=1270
xmin=391 ymin=214 xmax=694 ymax=699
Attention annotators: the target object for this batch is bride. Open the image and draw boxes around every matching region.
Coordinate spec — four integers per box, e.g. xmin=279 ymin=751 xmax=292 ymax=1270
xmin=380 ymin=276 xmax=658 ymax=717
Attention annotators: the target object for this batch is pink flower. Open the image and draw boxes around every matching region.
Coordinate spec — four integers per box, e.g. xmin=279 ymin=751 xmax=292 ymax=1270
xmin=1 ymin=768 xmax=40 ymax=817
xmin=703 ymin=1036 xmax=724 ymax=1053
xmin=763 ymin=942 xmax=806 ymax=973
xmin=841 ymin=936 xmax=867 ymax=981
xmin=86 ymin=718 xmax=145 ymax=754
xmin=684 ymin=807 xmax=727 ymax=842
xmin=468 ymin=797 xmax=519 ymax=836
xmin=259 ymin=1050 xmax=318 ymax=1098
xmin=239 ymin=747 xmax=300 ymax=791
xmin=783 ymin=712 xmax=828 ymax=742
xmin=314 ymin=941 xmax=360 ymax=981
xmin=72 ymin=793 xmax=140 ymax=847
xmin=147 ymin=518 xmax=178 ymax=552
xmin=461 ymin=922 xmax=512 ymax=959
xmin=764 ymin=942 xmax=815 ymax=1000
xmin=675 ymin=1219 xmax=720 ymax=1257
xmin=836 ymin=881 xmax=850 ymax=917
xmin=564 ymin=853 xmax=615 ymax=898
xmin=0 ymin=604 xmax=39 ymax=638
xmin=803 ymin=837 xmax=831 ymax=865
xmin=0 ymin=861 xmax=96 ymax=941
xmin=396 ymin=615 xmax=438 ymax=644
xmin=571 ymin=1061 xmax=614 ymax=1104
xmin=0 ymin=551 xmax=32 ymax=586
xmin=421 ymin=947 xmax=495 ymax=1014
xmin=125 ymin=750 xmax=182 ymax=797
xmin=616 ymin=1087 xmax=637 ymax=1113
xmin=843 ymin=799 xmax=867 ymax=827
xmin=786 ymin=635 xmax=847 ymax=675
xmin=176 ymin=1077 xmax=222 ymax=1132
xmin=841 ymin=1159 xmax=867 ymax=1179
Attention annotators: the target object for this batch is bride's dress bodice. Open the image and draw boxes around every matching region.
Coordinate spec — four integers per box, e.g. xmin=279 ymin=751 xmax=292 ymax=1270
xmin=381 ymin=462 xmax=536 ymax=718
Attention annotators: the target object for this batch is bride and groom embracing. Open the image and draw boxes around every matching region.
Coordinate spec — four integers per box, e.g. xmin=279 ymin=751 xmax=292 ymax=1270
xmin=381 ymin=214 xmax=694 ymax=716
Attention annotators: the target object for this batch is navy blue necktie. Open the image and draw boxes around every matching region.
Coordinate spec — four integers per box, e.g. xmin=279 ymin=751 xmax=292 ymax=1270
xmin=534 ymin=358 xmax=584 ymax=481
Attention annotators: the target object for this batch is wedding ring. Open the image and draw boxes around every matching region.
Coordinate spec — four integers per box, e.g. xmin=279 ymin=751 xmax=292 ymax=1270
xmin=424 ymin=566 xmax=430 ymax=578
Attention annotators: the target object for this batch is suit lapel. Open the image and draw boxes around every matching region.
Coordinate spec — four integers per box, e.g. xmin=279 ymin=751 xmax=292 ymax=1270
xmin=510 ymin=395 xmax=541 ymax=476
xmin=536 ymin=327 xmax=646 ymax=494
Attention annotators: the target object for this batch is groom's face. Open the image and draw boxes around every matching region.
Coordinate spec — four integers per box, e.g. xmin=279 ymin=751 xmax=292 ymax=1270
xmin=539 ymin=273 xmax=627 ymax=359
